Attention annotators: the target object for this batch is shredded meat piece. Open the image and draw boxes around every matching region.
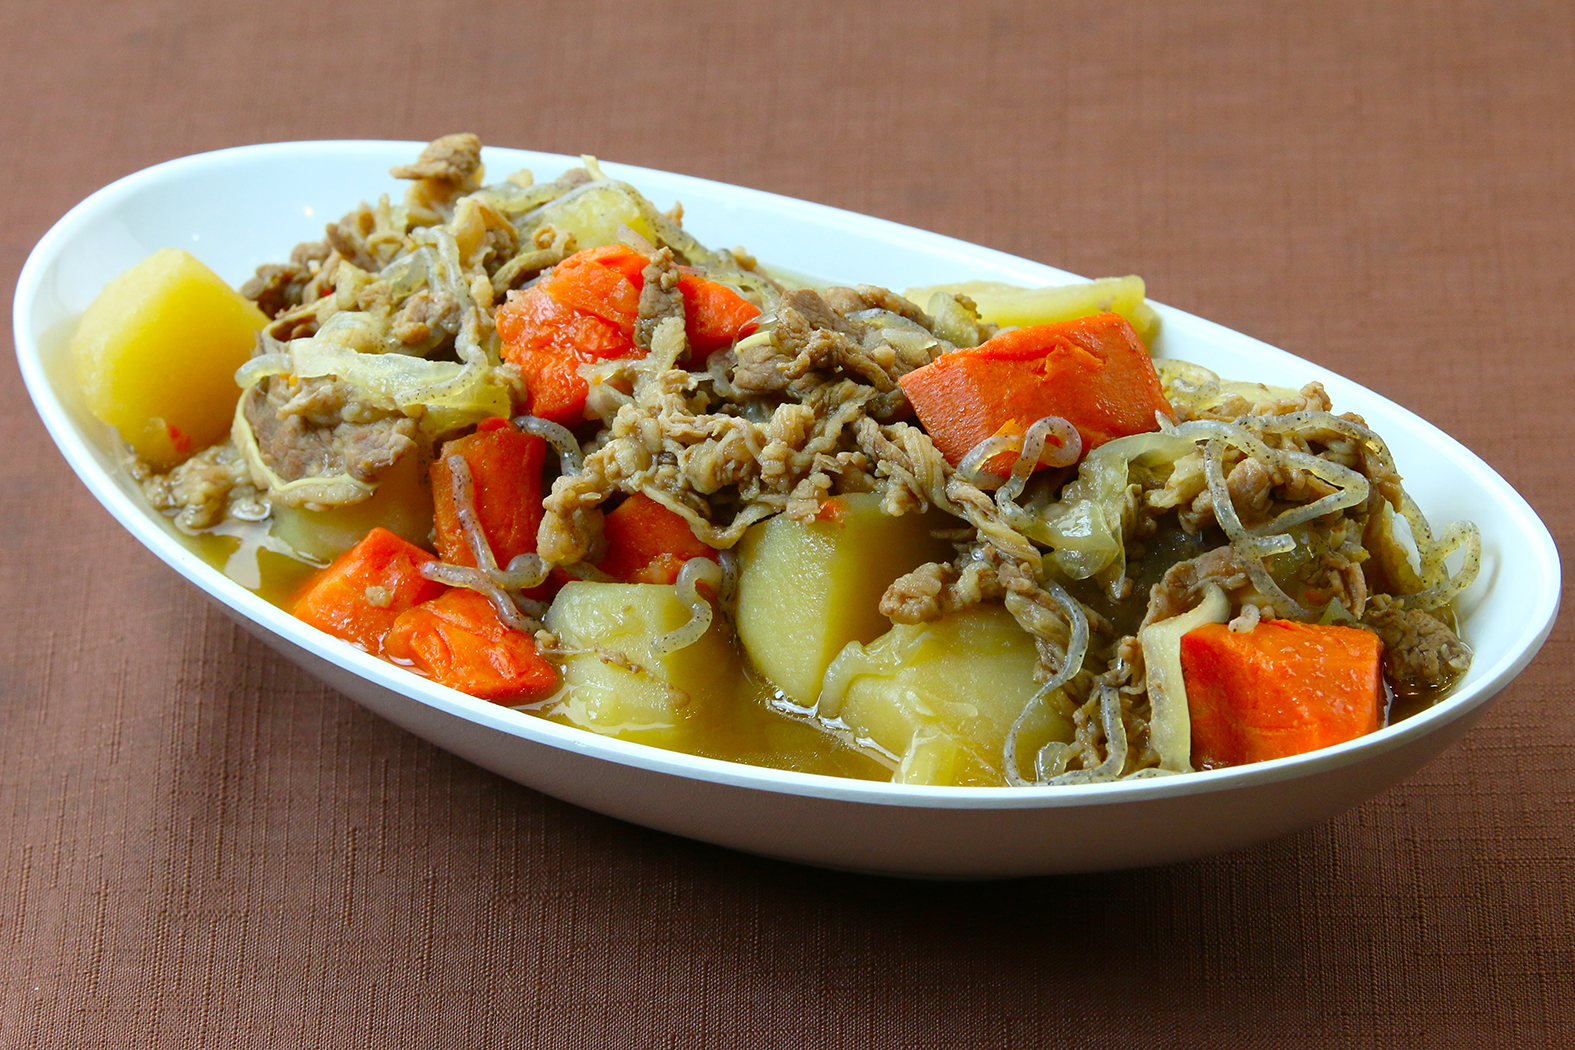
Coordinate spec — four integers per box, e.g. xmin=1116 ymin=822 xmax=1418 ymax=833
xmin=821 ymin=285 xmax=931 ymax=326
xmin=1363 ymin=594 xmax=1471 ymax=691
xmin=1225 ymin=456 xmax=1275 ymax=518
xmin=391 ymin=132 xmax=483 ymax=185
xmin=881 ymin=545 xmax=1025 ymax=627
xmin=242 ymin=375 xmax=417 ymax=493
xmin=134 ymin=442 xmax=266 ymax=531
xmin=537 ymin=361 xmax=891 ymax=564
xmin=292 ymin=239 xmax=331 ymax=269
xmin=731 ymin=288 xmax=940 ymax=413
xmin=390 ymin=288 xmax=459 ymax=347
xmin=881 ymin=561 xmax=957 ymax=624
xmin=635 ymin=248 xmax=686 ymax=352
xmin=391 ymin=133 xmax=485 ymax=219
xmin=1320 ymin=548 xmax=1370 ymax=619
xmin=325 ymin=204 xmax=381 ymax=272
xmin=241 ymin=240 xmax=331 ymax=319
xmin=1180 ymin=455 xmax=1263 ymax=533
xmin=1257 ymin=382 xmax=1334 ymax=417
xmin=852 ymin=417 xmax=950 ymax=517
xmin=1141 ymin=546 xmax=1256 ymax=628
xmin=733 ymin=289 xmax=855 ymax=392
xmin=240 ymin=264 xmax=306 ymax=320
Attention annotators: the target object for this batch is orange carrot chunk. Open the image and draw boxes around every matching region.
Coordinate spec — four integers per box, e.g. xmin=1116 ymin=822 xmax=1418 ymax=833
xmin=496 ymin=286 xmax=633 ymax=424
xmin=596 ymin=492 xmax=719 ymax=585
xmin=496 ymin=247 xmax=761 ymax=423
xmin=430 ymin=418 xmax=548 ymax=571
xmin=292 ymin=527 xmax=446 ymax=655
xmin=1180 ymin=620 xmax=1384 ymax=769
xmin=677 ymin=271 xmax=761 ymax=355
xmin=540 ymin=244 xmax=646 ymax=335
xmin=383 ymin=589 xmax=558 ymax=704
xmin=898 ymin=312 xmax=1173 ymax=470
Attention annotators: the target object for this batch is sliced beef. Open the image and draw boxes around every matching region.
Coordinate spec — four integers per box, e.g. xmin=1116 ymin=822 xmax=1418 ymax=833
xmin=1363 ymin=594 xmax=1471 ymax=692
xmin=390 ymin=132 xmax=483 ymax=185
xmin=243 ymin=375 xmax=417 ymax=491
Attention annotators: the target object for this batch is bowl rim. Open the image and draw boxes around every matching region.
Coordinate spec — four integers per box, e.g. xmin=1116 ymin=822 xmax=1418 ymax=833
xmin=12 ymin=138 xmax=1563 ymax=811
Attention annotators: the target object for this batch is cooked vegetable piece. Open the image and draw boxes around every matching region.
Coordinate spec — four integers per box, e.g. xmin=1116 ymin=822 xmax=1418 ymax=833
xmin=531 ymin=182 xmax=657 ymax=249
xmin=496 ymin=286 xmax=632 ymax=424
xmin=544 ymin=581 xmax=740 ymax=743
xmin=71 ymin=248 xmax=265 ymax=468
xmin=292 ymin=527 xmax=446 ymax=655
xmin=903 ymin=275 xmax=1158 ymax=345
xmin=676 ymin=271 xmax=761 ymax=354
xmin=898 ymin=312 xmax=1173 ymax=468
xmin=735 ymin=493 xmax=953 ymax=705
xmin=598 ymin=493 xmax=719 ymax=585
xmin=496 ymin=246 xmax=760 ymax=423
xmin=384 ymin=589 xmax=557 ymax=703
xmin=269 ymin=449 xmax=434 ymax=564
xmin=541 ymin=244 xmax=646 ymax=333
xmin=1180 ymin=620 xmax=1384 ymax=769
xmin=430 ymin=418 xmax=548 ymax=569
xmin=820 ymin=604 xmax=1075 ymax=786
xmin=1138 ymin=583 xmax=1230 ymax=773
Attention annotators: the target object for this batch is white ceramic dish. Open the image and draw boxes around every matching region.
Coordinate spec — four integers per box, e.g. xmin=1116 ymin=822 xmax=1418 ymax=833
xmin=14 ymin=141 xmax=1560 ymax=877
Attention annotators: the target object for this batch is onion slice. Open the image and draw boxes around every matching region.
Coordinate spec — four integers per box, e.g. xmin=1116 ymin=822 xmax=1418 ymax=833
xmin=1138 ymin=583 xmax=1229 ymax=774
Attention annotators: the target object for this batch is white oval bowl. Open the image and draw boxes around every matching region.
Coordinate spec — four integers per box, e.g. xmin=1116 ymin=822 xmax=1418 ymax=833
xmin=13 ymin=141 xmax=1561 ymax=877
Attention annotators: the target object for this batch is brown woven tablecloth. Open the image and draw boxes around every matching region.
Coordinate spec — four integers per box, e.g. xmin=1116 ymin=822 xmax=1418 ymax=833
xmin=4 ymin=2 xmax=1571 ymax=1046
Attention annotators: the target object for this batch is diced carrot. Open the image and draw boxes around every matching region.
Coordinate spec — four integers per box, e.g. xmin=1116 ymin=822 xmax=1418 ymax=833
xmin=496 ymin=248 xmax=761 ymax=423
xmin=508 ymin=348 xmax=592 ymax=425
xmin=897 ymin=312 xmax=1173 ymax=470
xmin=543 ymin=245 xmax=761 ymax=356
xmin=596 ymin=492 xmax=719 ymax=585
xmin=496 ymin=283 xmax=634 ymax=361
xmin=291 ymin=527 xmax=446 ymax=655
xmin=496 ymin=285 xmax=634 ymax=424
xmin=541 ymin=244 xmax=646 ymax=335
xmin=1180 ymin=619 xmax=1384 ymax=769
xmin=430 ymin=419 xmax=548 ymax=571
xmin=676 ymin=271 xmax=761 ymax=355
xmin=383 ymin=589 xmax=558 ymax=703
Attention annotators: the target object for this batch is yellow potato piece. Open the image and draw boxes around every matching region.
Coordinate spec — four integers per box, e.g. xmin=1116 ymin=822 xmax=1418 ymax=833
xmin=71 ymin=248 xmax=265 ymax=469
xmin=735 ymin=493 xmax=953 ymax=705
xmin=904 ymin=275 xmax=1159 ymax=346
xmin=267 ymin=450 xmax=434 ymax=565
xmin=822 ymin=604 xmax=1075 ymax=786
xmin=544 ymin=582 xmax=740 ymax=746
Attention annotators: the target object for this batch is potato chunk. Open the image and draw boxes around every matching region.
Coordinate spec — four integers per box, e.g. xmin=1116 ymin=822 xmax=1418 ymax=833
xmin=268 ymin=449 xmax=434 ymax=565
xmin=71 ymin=248 xmax=265 ymax=469
xmin=904 ymin=276 xmax=1158 ymax=346
xmin=544 ymin=582 xmax=739 ymax=745
xmin=735 ymin=493 xmax=952 ymax=704
xmin=821 ymin=604 xmax=1075 ymax=786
